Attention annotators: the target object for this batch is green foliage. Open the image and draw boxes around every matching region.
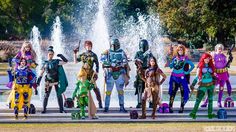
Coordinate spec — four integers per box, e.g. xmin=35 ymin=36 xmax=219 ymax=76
xmin=0 ymin=0 xmax=235 ymax=49
xmin=157 ymin=0 xmax=236 ymax=47
xmin=0 ymin=0 xmax=80 ymax=39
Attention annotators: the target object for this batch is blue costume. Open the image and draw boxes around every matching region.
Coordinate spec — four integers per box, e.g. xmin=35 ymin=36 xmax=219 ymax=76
xmin=168 ymin=55 xmax=194 ymax=113
xmin=101 ymin=39 xmax=129 ymax=112
xmin=11 ymin=66 xmax=36 ymax=119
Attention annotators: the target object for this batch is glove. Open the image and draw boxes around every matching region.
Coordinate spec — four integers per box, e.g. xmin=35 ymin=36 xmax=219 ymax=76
xmin=57 ymin=54 xmax=68 ymax=62
xmin=37 ymin=76 xmax=42 ymax=86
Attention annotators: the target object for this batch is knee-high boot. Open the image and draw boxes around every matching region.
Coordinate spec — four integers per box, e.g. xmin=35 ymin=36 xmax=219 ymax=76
xmin=140 ymin=99 xmax=146 ymax=119
xmin=151 ymin=92 xmax=158 ymax=119
xmin=93 ymin=87 xmax=103 ymax=108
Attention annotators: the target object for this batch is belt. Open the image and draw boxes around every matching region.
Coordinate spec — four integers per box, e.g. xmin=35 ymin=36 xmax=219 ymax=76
xmin=200 ymin=82 xmax=214 ymax=87
xmin=111 ymin=67 xmax=122 ymax=72
xmin=215 ymin=68 xmax=228 ymax=73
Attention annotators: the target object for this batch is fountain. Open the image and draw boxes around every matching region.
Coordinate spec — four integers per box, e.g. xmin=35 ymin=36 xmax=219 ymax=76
xmin=89 ymin=0 xmax=110 ymax=105
xmin=51 ymin=16 xmax=64 ymax=56
xmin=30 ymin=26 xmax=43 ymax=100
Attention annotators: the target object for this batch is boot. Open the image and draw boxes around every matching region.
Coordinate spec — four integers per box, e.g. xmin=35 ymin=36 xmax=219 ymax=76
xmin=189 ymin=112 xmax=196 ymax=119
xmin=42 ymin=97 xmax=48 ymax=114
xmin=15 ymin=114 xmax=18 ymax=120
xmin=119 ymin=104 xmax=127 ymax=113
xmin=57 ymin=95 xmax=65 ymax=113
xmin=14 ymin=106 xmax=19 ymax=119
xmin=208 ymin=113 xmax=216 ymax=119
xmin=104 ymin=107 xmax=109 ymax=113
xmin=139 ymin=99 xmax=146 ymax=119
xmin=151 ymin=92 xmax=158 ymax=119
xmin=218 ymin=89 xmax=223 ymax=108
xmin=94 ymin=88 xmax=103 ymax=108
xmin=201 ymin=98 xmax=208 ymax=107
xmin=178 ymin=107 xmax=184 ymax=113
xmin=136 ymin=103 xmax=142 ymax=108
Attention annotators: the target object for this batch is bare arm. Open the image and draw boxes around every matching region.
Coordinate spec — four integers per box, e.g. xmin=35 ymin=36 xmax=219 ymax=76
xmin=74 ymin=52 xmax=78 ymax=64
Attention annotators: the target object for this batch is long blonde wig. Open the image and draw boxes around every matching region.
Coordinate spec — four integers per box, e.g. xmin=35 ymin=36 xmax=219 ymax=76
xmin=20 ymin=41 xmax=37 ymax=60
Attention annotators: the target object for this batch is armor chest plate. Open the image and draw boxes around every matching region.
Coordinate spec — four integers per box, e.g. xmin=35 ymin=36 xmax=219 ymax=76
xmin=15 ymin=68 xmax=28 ymax=84
xmin=173 ymin=58 xmax=185 ymax=70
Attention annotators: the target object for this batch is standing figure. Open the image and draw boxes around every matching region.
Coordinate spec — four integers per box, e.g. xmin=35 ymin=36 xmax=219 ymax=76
xmin=101 ymin=38 xmax=130 ymax=113
xmin=168 ymin=44 xmax=195 ymax=113
xmin=134 ymin=39 xmax=153 ymax=108
xmin=72 ymin=68 xmax=97 ymax=119
xmin=139 ymin=57 xmax=166 ymax=119
xmin=7 ymin=41 xmax=38 ymax=108
xmin=11 ymin=58 xmax=36 ymax=119
xmin=37 ymin=46 xmax=68 ymax=113
xmin=73 ymin=40 xmax=103 ymax=108
xmin=189 ymin=53 xmax=216 ymax=119
xmin=201 ymin=44 xmax=233 ymax=107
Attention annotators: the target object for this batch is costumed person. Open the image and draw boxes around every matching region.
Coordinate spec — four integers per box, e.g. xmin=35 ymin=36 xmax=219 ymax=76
xmin=37 ymin=46 xmax=68 ymax=113
xmin=139 ymin=57 xmax=166 ymax=119
xmin=189 ymin=53 xmax=216 ymax=119
xmin=72 ymin=68 xmax=98 ymax=119
xmin=73 ymin=40 xmax=103 ymax=108
xmin=10 ymin=58 xmax=36 ymax=119
xmin=167 ymin=44 xmax=195 ymax=113
xmin=101 ymin=38 xmax=130 ymax=113
xmin=134 ymin=39 xmax=153 ymax=108
xmin=7 ymin=41 xmax=38 ymax=107
xmin=201 ymin=44 xmax=233 ymax=107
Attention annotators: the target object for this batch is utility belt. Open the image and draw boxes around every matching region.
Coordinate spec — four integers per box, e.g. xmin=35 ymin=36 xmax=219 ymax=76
xmin=15 ymin=83 xmax=30 ymax=88
xmin=200 ymin=82 xmax=214 ymax=87
xmin=111 ymin=67 xmax=123 ymax=72
xmin=215 ymin=68 xmax=228 ymax=73
xmin=45 ymin=81 xmax=58 ymax=87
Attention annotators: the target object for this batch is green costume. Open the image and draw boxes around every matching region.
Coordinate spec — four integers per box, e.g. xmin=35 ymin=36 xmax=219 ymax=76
xmin=77 ymin=51 xmax=102 ymax=108
xmin=189 ymin=64 xmax=215 ymax=119
xmin=72 ymin=80 xmax=94 ymax=118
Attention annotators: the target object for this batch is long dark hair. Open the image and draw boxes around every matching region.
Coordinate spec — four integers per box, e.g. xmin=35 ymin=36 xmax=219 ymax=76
xmin=148 ymin=56 xmax=159 ymax=69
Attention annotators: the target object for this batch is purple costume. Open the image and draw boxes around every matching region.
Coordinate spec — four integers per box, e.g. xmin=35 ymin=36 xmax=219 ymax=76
xmin=214 ymin=53 xmax=232 ymax=106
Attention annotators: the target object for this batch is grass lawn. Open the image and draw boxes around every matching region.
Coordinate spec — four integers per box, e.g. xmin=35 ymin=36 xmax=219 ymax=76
xmin=0 ymin=123 xmax=235 ymax=132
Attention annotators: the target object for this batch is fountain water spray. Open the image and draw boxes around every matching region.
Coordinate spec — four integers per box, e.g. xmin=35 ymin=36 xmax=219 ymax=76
xmin=89 ymin=0 xmax=110 ymax=105
xmin=30 ymin=26 xmax=43 ymax=100
xmin=51 ymin=16 xmax=64 ymax=56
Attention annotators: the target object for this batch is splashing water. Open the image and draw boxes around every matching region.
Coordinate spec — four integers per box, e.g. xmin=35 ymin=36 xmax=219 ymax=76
xmin=51 ymin=16 xmax=64 ymax=56
xmin=89 ymin=0 xmax=110 ymax=104
xmin=117 ymin=13 xmax=166 ymax=103
xmin=30 ymin=26 xmax=43 ymax=100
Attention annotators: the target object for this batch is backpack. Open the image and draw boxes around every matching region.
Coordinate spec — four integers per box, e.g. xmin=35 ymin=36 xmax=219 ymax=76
xmin=217 ymin=109 xmax=227 ymax=119
xmin=224 ymin=97 xmax=234 ymax=108
xmin=158 ymin=103 xmax=170 ymax=113
xmin=130 ymin=110 xmax=139 ymax=119
xmin=29 ymin=104 xmax=36 ymax=114
xmin=64 ymin=98 xmax=74 ymax=108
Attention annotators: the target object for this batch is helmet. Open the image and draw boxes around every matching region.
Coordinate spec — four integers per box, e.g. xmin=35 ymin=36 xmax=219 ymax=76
xmin=139 ymin=39 xmax=149 ymax=52
xmin=110 ymin=39 xmax=120 ymax=51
